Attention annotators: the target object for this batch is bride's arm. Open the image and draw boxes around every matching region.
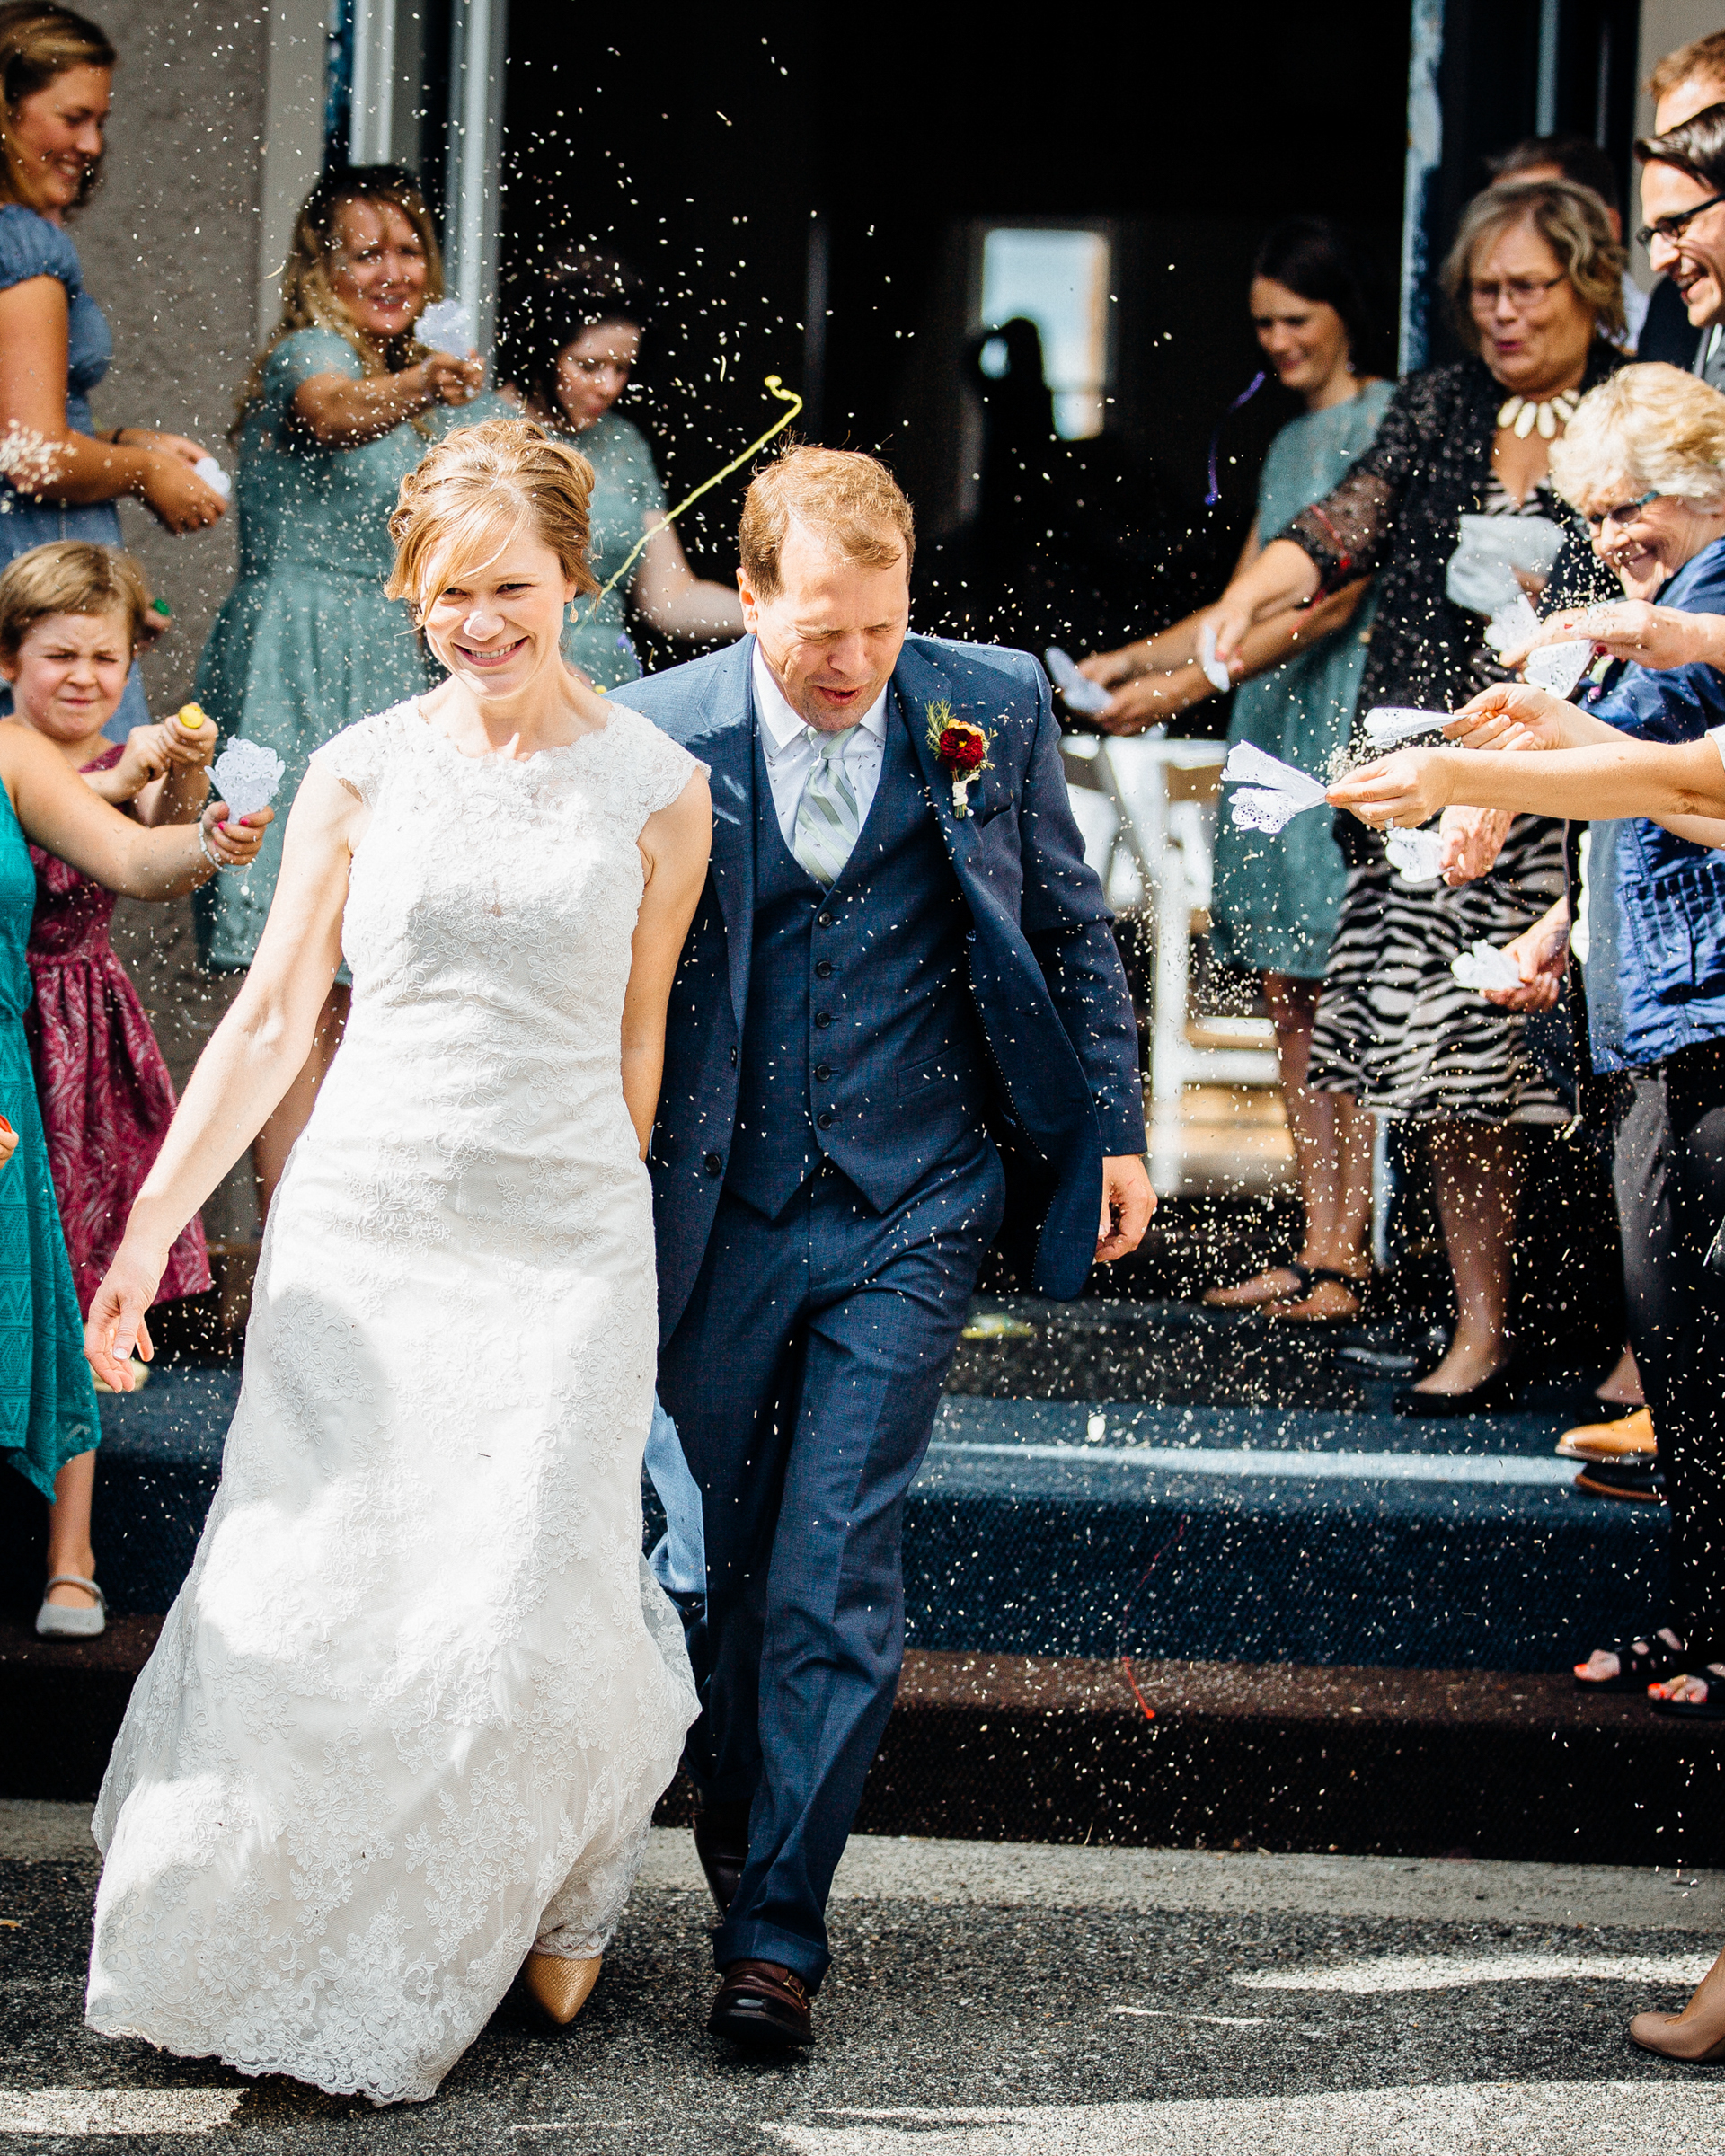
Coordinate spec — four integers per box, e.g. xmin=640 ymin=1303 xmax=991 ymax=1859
xmin=85 ymin=764 xmax=361 ymax=1386
xmin=624 ymin=773 xmax=712 ymax=1158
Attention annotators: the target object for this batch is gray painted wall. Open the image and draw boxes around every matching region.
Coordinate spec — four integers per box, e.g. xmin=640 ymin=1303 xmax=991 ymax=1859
xmin=67 ymin=1 xmax=275 ymax=1240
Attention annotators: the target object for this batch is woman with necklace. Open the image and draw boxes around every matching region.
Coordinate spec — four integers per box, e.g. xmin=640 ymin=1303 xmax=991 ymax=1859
xmin=1078 ymin=219 xmax=1391 ymax=1326
xmin=1208 ymin=181 xmax=1623 ymax=1399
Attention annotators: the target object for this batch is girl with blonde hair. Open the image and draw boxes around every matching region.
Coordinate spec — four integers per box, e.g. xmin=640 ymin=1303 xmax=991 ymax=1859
xmin=84 ymin=419 xmax=712 ymax=2098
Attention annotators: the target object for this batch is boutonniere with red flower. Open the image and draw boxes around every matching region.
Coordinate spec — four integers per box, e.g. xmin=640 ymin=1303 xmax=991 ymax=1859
xmin=926 ymin=702 xmax=993 ymax=818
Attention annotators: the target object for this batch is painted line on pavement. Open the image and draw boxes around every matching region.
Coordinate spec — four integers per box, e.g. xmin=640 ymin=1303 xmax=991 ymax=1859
xmin=767 ymin=2083 xmax=1725 ymax=2153
xmin=1234 ymin=1951 xmax=1712 ymax=1993
xmin=0 ymin=2089 xmax=239 ymax=2134
xmin=927 ymin=1439 xmax=1577 ymax=1485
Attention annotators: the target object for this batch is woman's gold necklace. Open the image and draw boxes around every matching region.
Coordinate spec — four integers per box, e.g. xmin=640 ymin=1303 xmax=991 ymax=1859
xmin=1496 ymin=388 xmax=1579 ymax=440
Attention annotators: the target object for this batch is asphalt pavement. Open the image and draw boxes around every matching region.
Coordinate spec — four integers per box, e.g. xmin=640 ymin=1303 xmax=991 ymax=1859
xmin=4 ymin=1803 xmax=1725 ymax=2153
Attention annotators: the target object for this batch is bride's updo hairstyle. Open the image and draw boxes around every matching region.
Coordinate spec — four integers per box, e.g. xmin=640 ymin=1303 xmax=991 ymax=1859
xmin=386 ymin=418 xmax=601 ymax=620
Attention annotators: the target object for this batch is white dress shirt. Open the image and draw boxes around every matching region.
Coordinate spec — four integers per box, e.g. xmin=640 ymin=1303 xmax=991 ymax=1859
xmin=752 ymin=642 xmax=889 ymax=849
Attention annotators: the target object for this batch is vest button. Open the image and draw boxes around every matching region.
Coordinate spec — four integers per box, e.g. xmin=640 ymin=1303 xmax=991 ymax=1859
xmin=815 ymin=1063 xmax=831 ymax=1081
xmin=703 ymin=1151 xmax=723 ymax=1176
xmin=817 ymin=910 xmax=834 ymax=928
xmin=815 ymin=1011 xmax=832 ymax=1029
xmin=815 ymin=958 xmax=834 ymax=978
xmin=817 ymin=1111 xmax=834 ymax=1130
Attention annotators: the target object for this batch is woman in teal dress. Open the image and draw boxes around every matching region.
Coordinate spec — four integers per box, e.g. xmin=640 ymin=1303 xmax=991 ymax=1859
xmin=1080 ymin=219 xmax=1391 ymax=1323
xmin=193 ymin=165 xmax=491 ymax=1216
xmin=500 ymin=252 xmax=742 ymax=685
xmin=0 ymin=671 xmax=267 ymax=1634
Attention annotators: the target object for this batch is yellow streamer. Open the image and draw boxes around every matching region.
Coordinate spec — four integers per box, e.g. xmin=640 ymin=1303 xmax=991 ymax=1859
xmin=584 ymin=373 xmax=803 ymax=619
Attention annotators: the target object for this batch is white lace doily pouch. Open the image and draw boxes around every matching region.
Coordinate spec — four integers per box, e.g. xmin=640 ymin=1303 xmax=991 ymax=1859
xmin=212 ymin=739 xmax=288 ymax=821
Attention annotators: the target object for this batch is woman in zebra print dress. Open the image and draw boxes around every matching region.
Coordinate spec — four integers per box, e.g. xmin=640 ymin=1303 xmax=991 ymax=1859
xmin=1208 ymin=180 xmax=1623 ymax=1409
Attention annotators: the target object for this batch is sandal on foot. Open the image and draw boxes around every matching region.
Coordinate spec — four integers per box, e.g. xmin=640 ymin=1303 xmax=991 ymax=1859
xmin=1650 ymin=1666 xmax=1725 ymax=1720
xmin=1574 ymin=1627 xmax=1686 ymax=1692
xmin=1261 ymin=1265 xmax=1369 ymax=1326
xmin=1201 ymin=1263 xmax=1311 ymax=1312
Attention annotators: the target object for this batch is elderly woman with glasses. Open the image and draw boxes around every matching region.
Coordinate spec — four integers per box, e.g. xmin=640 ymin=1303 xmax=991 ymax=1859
xmin=1329 ymin=363 xmax=1725 ymax=1732
xmin=1205 ymin=181 xmax=1623 ymax=1407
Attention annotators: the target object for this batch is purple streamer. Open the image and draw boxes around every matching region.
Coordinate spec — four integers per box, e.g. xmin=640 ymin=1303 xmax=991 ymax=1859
xmin=1203 ymin=370 xmax=1269 ymax=508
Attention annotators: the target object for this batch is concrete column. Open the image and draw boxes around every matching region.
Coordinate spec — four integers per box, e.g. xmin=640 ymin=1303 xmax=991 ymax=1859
xmin=259 ymin=0 xmax=327 ymax=347
xmin=442 ymin=0 xmax=508 ymax=351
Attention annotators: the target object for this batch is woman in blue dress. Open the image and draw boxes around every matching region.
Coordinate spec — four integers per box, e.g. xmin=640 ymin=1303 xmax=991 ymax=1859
xmin=1081 ymin=220 xmax=1392 ymax=1322
xmin=0 ymin=4 xmax=228 ymax=729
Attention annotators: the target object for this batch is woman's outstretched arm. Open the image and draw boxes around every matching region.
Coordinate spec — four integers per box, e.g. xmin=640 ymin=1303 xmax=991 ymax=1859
xmin=84 ymin=764 xmax=358 ymax=1385
xmin=0 ymin=723 xmax=264 ymax=894
xmin=1328 ymin=732 xmax=1725 ymax=833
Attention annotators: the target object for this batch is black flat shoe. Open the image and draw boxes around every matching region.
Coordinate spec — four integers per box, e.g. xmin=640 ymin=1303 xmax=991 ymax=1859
xmin=1393 ymin=1367 xmax=1517 ymax=1418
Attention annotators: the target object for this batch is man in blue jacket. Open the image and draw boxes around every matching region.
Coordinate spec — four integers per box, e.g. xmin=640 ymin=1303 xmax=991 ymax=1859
xmin=627 ymin=447 xmax=1153 ymax=2048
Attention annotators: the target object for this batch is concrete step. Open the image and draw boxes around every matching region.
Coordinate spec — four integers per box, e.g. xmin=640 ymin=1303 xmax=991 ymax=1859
xmin=4 ymin=1622 xmax=1712 ymax=1869
xmin=0 ymin=1368 xmax=1661 ymax=1675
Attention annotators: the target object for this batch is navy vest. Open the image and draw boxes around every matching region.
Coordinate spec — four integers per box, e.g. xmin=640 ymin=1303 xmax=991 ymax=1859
xmin=724 ymin=700 xmax=987 ymax=1219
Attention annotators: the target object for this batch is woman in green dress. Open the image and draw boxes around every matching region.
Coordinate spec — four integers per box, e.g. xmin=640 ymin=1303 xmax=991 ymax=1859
xmin=193 ymin=165 xmax=490 ymax=1216
xmin=500 ymin=252 xmax=742 ymax=685
xmin=1080 ymin=220 xmax=1392 ymax=1323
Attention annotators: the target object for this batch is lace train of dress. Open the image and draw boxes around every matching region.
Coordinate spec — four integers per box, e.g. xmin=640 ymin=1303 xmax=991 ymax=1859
xmin=84 ymin=702 xmax=702 ymax=2104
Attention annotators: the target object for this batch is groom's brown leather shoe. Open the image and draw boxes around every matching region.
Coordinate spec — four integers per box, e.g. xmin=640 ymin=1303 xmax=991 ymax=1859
xmin=708 ymin=1958 xmax=812 ymax=2046
xmin=692 ymin=1802 xmax=750 ymax=1915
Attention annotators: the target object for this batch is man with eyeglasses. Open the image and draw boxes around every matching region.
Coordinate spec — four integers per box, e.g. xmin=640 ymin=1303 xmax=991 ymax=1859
xmin=1636 ymin=104 xmax=1725 ymax=393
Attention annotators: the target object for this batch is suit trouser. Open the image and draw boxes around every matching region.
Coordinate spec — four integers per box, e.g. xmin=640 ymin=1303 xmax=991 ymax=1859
xmin=1614 ymin=1042 xmax=1725 ymax=1657
xmin=658 ymin=1141 xmax=1004 ymax=1986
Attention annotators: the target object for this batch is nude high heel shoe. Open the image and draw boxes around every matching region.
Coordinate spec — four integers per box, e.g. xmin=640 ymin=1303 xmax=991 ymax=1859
xmin=523 ymin=1951 xmax=602 ymax=2026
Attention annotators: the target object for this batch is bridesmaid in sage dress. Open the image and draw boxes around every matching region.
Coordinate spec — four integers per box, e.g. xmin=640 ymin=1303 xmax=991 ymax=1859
xmin=191 ymin=163 xmax=490 ymax=1215
xmin=502 ymin=252 xmax=742 ymax=687
xmin=1080 ymin=219 xmax=1391 ymax=1322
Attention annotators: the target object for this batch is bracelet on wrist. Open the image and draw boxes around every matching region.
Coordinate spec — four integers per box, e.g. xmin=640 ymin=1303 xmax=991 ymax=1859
xmin=197 ymin=820 xmax=226 ymax=871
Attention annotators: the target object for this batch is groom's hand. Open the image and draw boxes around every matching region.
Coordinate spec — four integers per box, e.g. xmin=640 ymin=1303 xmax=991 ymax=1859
xmin=1096 ymin=1154 xmax=1156 ymax=1264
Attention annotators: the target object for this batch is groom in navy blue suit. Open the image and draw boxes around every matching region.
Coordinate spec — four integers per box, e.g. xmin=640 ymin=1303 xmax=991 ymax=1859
xmin=628 ymin=447 xmax=1152 ymax=2047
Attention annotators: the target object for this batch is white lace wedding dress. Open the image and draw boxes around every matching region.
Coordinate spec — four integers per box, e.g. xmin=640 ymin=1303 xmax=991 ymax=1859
xmin=85 ymin=700 xmax=702 ymax=2104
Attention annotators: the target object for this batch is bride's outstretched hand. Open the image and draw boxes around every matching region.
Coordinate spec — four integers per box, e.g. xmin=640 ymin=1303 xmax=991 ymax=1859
xmin=86 ymin=1249 xmax=161 ymax=1391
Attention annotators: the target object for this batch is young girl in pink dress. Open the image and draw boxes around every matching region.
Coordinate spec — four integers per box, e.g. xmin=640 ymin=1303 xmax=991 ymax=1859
xmin=1 ymin=544 xmax=215 ymax=1318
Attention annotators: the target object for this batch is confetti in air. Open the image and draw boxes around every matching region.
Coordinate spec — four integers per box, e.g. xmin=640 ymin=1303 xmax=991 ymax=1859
xmin=581 ymin=374 xmax=803 ymax=619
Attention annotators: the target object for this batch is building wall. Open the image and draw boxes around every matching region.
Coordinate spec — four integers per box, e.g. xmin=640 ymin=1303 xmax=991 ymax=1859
xmin=69 ymin=0 xmax=277 ymax=1240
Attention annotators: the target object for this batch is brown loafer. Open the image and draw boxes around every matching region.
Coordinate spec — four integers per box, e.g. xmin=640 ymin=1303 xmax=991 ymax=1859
xmin=708 ymin=1958 xmax=812 ymax=2046
xmin=692 ymin=1803 xmax=750 ymax=1916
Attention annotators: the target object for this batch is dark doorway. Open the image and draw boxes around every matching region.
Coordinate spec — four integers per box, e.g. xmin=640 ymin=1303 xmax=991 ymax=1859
xmin=500 ymin=6 xmax=1411 ymax=663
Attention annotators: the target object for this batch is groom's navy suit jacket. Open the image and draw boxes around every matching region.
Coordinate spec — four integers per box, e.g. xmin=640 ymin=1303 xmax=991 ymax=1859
xmin=627 ymin=632 xmax=1146 ymax=1336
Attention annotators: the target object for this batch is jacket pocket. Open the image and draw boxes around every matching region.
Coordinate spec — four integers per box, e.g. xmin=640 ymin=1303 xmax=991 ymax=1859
xmin=1621 ymin=853 xmax=1725 ymax=1006
xmin=897 ymin=1053 xmax=969 ymax=1099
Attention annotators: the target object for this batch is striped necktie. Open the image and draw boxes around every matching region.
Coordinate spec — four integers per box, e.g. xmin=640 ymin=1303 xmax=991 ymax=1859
xmin=791 ymin=725 xmax=861 ymax=887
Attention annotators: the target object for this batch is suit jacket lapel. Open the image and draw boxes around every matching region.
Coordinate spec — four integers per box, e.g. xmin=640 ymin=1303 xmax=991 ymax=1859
xmin=895 ymin=641 xmax=983 ymax=873
xmin=696 ymin=638 xmax=756 ymax=1034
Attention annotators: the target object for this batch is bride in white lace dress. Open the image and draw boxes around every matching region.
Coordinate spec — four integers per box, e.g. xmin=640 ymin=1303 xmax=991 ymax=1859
xmin=79 ymin=421 xmax=711 ymax=2104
